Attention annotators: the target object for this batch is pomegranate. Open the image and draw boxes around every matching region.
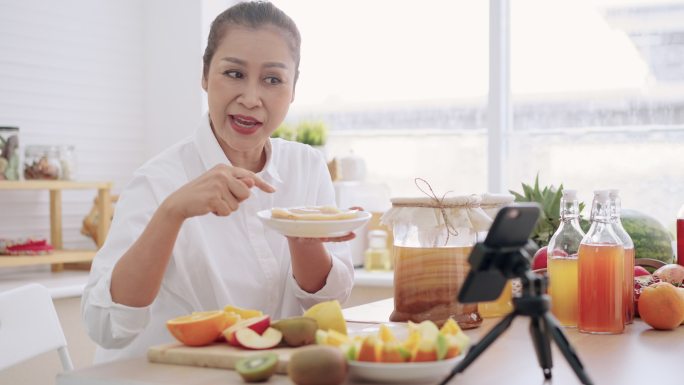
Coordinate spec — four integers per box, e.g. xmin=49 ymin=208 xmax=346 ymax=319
xmin=634 ymin=275 xmax=661 ymax=317
xmin=652 ymin=264 xmax=684 ymax=287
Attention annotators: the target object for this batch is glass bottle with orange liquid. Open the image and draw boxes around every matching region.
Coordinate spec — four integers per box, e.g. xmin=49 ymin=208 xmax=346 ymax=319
xmin=608 ymin=190 xmax=635 ymax=325
xmin=578 ymin=190 xmax=625 ymax=334
xmin=547 ymin=189 xmax=585 ymax=327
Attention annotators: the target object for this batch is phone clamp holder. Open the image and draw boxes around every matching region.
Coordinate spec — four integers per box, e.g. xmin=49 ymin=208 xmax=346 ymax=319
xmin=438 ymin=243 xmax=594 ymax=385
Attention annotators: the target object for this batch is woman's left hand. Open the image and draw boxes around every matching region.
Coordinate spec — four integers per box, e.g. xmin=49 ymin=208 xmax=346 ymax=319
xmin=287 ymin=206 xmax=363 ymax=292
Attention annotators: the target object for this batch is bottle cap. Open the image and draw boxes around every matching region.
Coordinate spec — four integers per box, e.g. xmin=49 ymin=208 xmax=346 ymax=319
xmin=562 ymin=189 xmax=577 ymax=200
xmin=608 ymin=189 xmax=619 ymax=198
xmin=593 ymin=190 xmax=610 ymax=203
xmin=368 ymin=229 xmax=388 ymax=248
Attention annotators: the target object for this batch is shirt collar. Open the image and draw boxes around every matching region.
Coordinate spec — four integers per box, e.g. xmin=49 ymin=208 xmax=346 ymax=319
xmin=262 ymin=139 xmax=283 ymax=184
xmin=194 ymin=113 xmax=283 ymax=184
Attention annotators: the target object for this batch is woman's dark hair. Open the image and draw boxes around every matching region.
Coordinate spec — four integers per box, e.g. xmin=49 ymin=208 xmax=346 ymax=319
xmin=203 ymin=1 xmax=301 ymax=83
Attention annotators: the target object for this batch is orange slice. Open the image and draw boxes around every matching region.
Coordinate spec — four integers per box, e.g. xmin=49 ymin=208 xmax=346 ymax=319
xmin=167 ymin=310 xmax=229 ymax=346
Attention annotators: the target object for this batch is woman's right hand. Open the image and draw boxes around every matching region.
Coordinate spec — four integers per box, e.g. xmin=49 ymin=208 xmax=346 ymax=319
xmin=162 ymin=164 xmax=275 ymax=221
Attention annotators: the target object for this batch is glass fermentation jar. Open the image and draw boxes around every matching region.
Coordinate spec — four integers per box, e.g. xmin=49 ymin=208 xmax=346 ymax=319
xmin=59 ymin=145 xmax=77 ymax=181
xmin=24 ymin=145 xmax=61 ymax=180
xmin=382 ymin=194 xmax=493 ymax=329
xmin=0 ymin=126 xmax=20 ymax=180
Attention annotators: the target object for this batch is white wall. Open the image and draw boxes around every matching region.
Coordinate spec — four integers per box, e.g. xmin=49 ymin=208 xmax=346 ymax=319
xmin=0 ymin=3 xmax=235 ymax=381
xmin=143 ymin=0 xmax=207 ymax=158
xmin=0 ymin=0 xmax=147 ymax=252
xmin=0 ymin=0 xmax=216 ymax=255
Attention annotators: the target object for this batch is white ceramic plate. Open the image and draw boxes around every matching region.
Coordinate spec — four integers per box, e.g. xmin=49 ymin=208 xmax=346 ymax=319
xmin=257 ymin=209 xmax=371 ymax=238
xmin=348 ymin=354 xmax=465 ymax=383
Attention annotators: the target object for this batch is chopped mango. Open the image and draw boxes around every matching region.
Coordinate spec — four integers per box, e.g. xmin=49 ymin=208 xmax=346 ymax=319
xmin=303 ymin=300 xmax=348 ymax=335
xmin=378 ymin=324 xmax=397 ymax=343
xmin=440 ymin=318 xmax=463 ymax=336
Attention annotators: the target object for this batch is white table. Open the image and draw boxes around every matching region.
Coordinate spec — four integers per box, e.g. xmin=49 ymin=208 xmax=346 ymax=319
xmin=57 ymin=298 xmax=684 ymax=385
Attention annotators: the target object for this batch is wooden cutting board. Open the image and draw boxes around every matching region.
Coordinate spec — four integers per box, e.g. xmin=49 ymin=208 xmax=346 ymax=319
xmin=147 ymin=323 xmax=384 ymax=373
xmin=147 ymin=343 xmax=300 ymax=374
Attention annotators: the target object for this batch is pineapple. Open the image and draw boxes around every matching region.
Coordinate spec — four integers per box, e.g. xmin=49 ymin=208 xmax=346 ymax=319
xmin=508 ymin=174 xmax=585 ymax=248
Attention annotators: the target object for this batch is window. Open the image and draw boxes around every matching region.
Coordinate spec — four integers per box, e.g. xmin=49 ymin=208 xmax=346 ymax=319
xmin=273 ymin=0 xmax=489 ymax=196
xmin=205 ymin=1 xmax=683 ymax=231
xmin=509 ymin=0 xmax=684 ymax=229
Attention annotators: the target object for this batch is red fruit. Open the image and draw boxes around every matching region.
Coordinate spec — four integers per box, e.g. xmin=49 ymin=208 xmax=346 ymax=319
xmin=223 ymin=315 xmax=271 ymax=347
xmin=634 ymin=275 xmax=661 ymax=317
xmin=653 ymin=264 xmax=684 ymax=286
xmin=634 ymin=266 xmax=650 ymax=277
xmin=532 ymin=247 xmax=548 ymax=270
xmin=234 ymin=327 xmax=282 ymax=350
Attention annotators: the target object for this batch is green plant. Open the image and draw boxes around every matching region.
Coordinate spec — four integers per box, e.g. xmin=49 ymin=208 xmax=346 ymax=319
xmin=295 ymin=121 xmax=328 ymax=146
xmin=271 ymin=121 xmax=328 ymax=147
xmin=271 ymin=123 xmax=296 ymax=141
xmin=509 ymin=174 xmax=586 ymax=248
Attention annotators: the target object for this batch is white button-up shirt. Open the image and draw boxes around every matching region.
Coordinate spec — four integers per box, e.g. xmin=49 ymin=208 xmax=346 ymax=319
xmin=82 ymin=114 xmax=353 ymax=364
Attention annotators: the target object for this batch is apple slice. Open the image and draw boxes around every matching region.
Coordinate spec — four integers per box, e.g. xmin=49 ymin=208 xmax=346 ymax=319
xmin=235 ymin=327 xmax=283 ymax=350
xmin=223 ymin=315 xmax=271 ymax=346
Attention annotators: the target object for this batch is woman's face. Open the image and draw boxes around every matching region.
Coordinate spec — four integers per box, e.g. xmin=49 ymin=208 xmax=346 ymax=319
xmin=203 ymin=25 xmax=296 ymax=155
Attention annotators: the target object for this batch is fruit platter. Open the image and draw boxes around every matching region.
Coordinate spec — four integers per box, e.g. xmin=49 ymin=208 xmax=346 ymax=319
xmin=152 ymin=300 xmax=471 ymax=384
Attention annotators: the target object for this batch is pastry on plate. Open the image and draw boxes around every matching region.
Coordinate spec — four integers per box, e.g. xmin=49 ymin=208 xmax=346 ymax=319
xmin=271 ymin=206 xmax=360 ymax=221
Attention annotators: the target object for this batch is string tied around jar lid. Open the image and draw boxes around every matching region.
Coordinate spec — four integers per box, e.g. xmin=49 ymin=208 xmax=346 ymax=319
xmin=414 ymin=177 xmax=459 ymax=246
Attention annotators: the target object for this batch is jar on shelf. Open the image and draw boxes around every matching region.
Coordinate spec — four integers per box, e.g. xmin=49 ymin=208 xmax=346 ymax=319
xmin=381 ymin=189 xmax=493 ymax=329
xmin=0 ymin=126 xmax=20 ymax=180
xmin=24 ymin=145 xmax=61 ymax=180
xmin=59 ymin=145 xmax=77 ymax=181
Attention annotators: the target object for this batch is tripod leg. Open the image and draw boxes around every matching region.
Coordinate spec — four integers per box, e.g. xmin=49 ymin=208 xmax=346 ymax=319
xmin=544 ymin=313 xmax=594 ymax=385
xmin=530 ymin=316 xmax=554 ymax=379
xmin=438 ymin=312 xmax=517 ymax=385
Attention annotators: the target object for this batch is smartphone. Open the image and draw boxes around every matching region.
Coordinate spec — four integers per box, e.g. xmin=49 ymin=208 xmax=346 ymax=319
xmin=458 ymin=204 xmax=541 ymax=303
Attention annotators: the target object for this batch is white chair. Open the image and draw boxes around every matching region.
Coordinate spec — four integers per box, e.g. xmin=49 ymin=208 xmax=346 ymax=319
xmin=0 ymin=283 xmax=74 ymax=371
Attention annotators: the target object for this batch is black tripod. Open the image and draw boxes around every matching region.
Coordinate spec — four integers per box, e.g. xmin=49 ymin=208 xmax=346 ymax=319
xmin=438 ymin=269 xmax=593 ymax=385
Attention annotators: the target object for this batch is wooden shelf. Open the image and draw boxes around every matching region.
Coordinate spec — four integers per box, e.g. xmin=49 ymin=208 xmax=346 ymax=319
xmin=0 ymin=250 xmax=96 ymax=267
xmin=1 ymin=180 xmax=112 ymax=271
xmin=0 ymin=180 xmax=112 ymax=190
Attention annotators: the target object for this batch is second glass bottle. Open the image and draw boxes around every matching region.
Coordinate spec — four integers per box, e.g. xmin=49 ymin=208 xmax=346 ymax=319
xmin=608 ymin=189 xmax=635 ymax=324
xmin=578 ymin=190 xmax=625 ymax=334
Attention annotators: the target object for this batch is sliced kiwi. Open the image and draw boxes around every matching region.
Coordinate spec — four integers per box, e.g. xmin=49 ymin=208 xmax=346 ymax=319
xmin=235 ymin=353 xmax=278 ymax=383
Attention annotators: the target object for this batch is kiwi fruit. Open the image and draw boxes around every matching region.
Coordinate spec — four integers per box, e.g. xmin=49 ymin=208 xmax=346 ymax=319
xmin=288 ymin=345 xmax=348 ymax=385
xmin=235 ymin=353 xmax=278 ymax=383
xmin=271 ymin=317 xmax=318 ymax=347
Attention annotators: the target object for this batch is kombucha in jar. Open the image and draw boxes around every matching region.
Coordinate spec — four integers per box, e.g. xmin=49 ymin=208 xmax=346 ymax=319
xmin=382 ymin=194 xmax=495 ymax=329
